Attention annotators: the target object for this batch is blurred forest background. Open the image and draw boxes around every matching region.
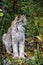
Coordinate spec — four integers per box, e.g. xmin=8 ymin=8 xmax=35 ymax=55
xmin=0 ymin=0 xmax=43 ymax=65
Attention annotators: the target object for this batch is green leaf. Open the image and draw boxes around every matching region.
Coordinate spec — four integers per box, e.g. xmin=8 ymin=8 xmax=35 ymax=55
xmin=0 ymin=9 xmax=2 ymax=11
xmin=0 ymin=13 xmax=4 ymax=16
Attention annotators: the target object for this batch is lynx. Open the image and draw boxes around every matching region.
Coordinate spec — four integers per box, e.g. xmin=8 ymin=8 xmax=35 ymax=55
xmin=2 ymin=15 xmax=26 ymax=58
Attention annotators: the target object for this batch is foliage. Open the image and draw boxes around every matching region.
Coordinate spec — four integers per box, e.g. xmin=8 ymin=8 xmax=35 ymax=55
xmin=0 ymin=9 xmax=4 ymax=16
xmin=3 ymin=50 xmax=43 ymax=65
xmin=0 ymin=0 xmax=43 ymax=64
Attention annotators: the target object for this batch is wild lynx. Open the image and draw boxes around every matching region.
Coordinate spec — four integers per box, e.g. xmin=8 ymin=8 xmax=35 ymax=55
xmin=2 ymin=15 xmax=26 ymax=58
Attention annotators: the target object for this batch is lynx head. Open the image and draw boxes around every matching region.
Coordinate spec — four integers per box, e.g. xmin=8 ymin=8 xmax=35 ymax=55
xmin=15 ymin=15 xmax=26 ymax=25
xmin=15 ymin=15 xmax=26 ymax=31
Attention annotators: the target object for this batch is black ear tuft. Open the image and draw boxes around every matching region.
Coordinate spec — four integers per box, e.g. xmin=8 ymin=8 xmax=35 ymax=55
xmin=18 ymin=15 xmax=20 ymax=18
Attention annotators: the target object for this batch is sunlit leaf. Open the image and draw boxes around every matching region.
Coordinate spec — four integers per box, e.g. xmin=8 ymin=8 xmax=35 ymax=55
xmin=36 ymin=34 xmax=42 ymax=41
xmin=0 ymin=9 xmax=2 ymax=11
xmin=0 ymin=13 xmax=4 ymax=16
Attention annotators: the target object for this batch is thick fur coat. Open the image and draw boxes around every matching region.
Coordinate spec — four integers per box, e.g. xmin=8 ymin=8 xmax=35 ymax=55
xmin=2 ymin=15 xmax=26 ymax=58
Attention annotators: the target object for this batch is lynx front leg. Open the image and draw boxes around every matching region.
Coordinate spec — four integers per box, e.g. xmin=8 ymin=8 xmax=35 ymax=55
xmin=5 ymin=42 xmax=11 ymax=54
xmin=19 ymin=40 xmax=25 ymax=58
xmin=12 ymin=38 xmax=18 ymax=58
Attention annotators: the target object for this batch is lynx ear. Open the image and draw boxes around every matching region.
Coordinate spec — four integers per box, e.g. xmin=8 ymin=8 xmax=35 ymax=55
xmin=18 ymin=15 xmax=20 ymax=18
xmin=15 ymin=15 xmax=20 ymax=21
xmin=14 ymin=15 xmax=21 ymax=24
xmin=15 ymin=16 xmax=18 ymax=20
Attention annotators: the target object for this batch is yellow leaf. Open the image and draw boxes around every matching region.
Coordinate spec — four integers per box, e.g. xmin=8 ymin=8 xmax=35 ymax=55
xmin=19 ymin=60 xmax=22 ymax=65
xmin=36 ymin=35 xmax=42 ymax=41
xmin=39 ymin=33 xmax=42 ymax=37
xmin=41 ymin=53 xmax=43 ymax=57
